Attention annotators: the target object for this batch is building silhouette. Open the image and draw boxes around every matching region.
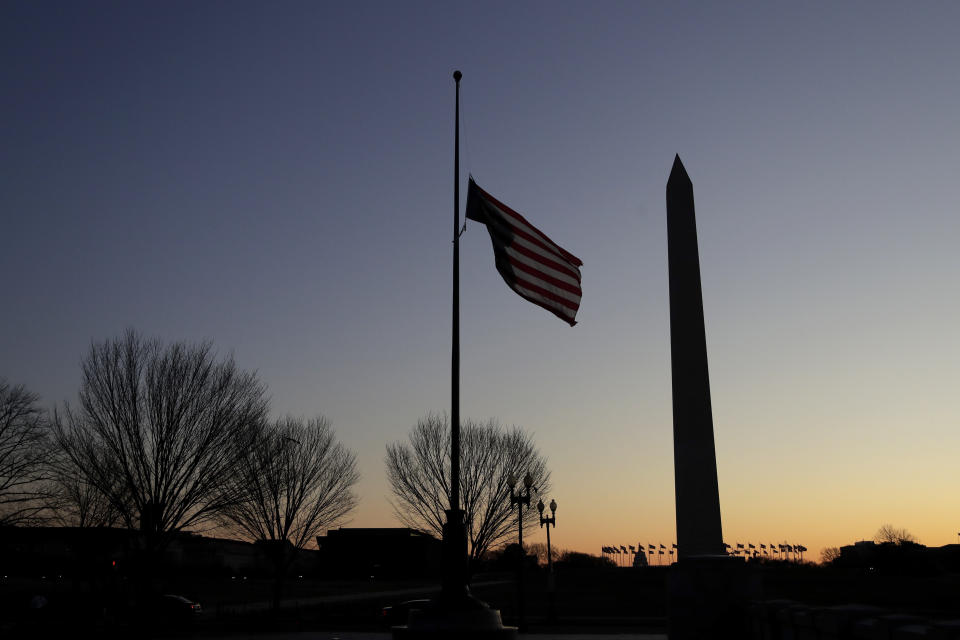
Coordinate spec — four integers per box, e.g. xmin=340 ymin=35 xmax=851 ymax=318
xmin=316 ymin=528 xmax=441 ymax=579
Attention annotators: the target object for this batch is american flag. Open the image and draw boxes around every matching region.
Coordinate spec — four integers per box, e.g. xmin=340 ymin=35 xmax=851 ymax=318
xmin=466 ymin=178 xmax=583 ymax=326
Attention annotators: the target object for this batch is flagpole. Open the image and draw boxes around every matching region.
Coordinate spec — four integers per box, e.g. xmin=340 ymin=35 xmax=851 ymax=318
xmin=451 ymin=69 xmax=461 ymax=517
xmin=440 ymin=68 xmax=468 ymax=604
xmin=394 ymin=70 xmax=515 ymax=639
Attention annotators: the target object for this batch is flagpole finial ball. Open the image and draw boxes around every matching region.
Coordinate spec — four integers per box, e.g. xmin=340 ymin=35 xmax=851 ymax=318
xmin=453 ymin=70 xmax=462 ymax=82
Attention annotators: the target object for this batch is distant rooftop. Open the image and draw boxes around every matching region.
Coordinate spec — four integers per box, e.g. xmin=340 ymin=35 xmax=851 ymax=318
xmin=323 ymin=527 xmax=437 ymax=539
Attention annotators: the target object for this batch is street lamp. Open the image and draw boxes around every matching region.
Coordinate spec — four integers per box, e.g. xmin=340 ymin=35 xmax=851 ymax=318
xmin=507 ymin=471 xmax=534 ymax=631
xmin=537 ymin=497 xmax=557 ymax=623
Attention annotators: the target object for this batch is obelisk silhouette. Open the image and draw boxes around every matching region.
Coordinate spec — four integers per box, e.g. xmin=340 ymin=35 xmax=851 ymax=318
xmin=666 ymin=155 xmax=724 ymax=559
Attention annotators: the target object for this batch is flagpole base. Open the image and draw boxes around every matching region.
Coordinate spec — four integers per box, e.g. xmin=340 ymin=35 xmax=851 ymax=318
xmin=439 ymin=508 xmax=469 ymax=601
xmin=666 ymin=555 xmax=761 ymax=639
xmin=391 ymin=509 xmax=517 ymax=639
xmin=392 ymin=606 xmax=517 ymax=640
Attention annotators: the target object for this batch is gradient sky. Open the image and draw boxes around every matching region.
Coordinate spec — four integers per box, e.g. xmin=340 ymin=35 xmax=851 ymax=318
xmin=3 ymin=1 xmax=960 ymax=563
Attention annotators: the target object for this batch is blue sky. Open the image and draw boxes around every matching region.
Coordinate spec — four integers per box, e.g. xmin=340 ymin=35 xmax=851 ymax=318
xmin=3 ymin=1 xmax=960 ymax=557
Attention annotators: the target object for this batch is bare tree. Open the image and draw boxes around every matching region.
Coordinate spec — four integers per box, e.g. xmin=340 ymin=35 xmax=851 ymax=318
xmin=0 ymin=380 xmax=49 ymax=526
xmin=820 ymin=546 xmax=842 ymax=564
xmin=526 ymin=542 xmax=549 ymax=566
xmin=44 ymin=436 xmax=122 ymax=528
xmin=52 ymin=330 xmax=268 ymax=564
xmin=219 ymin=415 xmax=359 ymax=609
xmin=385 ymin=414 xmax=551 ymax=573
xmin=556 ymin=550 xmax=614 ymax=569
xmin=526 ymin=541 xmax=568 ymax=567
xmin=875 ymin=524 xmax=917 ymax=545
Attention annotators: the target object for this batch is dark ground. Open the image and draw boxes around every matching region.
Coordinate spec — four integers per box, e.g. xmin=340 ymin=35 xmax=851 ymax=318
xmin=3 ymin=561 xmax=960 ymax=637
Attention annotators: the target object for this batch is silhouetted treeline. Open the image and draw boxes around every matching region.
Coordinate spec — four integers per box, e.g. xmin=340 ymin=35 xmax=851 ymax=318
xmin=2 ymin=330 xmax=359 ymax=612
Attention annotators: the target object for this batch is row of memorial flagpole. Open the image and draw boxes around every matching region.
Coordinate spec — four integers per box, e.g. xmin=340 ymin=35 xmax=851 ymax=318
xmin=724 ymin=543 xmax=808 ymax=562
xmin=600 ymin=542 xmax=808 ymax=565
xmin=602 ymin=544 xmax=678 ymax=566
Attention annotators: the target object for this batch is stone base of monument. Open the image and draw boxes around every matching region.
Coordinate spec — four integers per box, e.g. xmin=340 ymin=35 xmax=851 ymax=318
xmin=391 ymin=594 xmax=517 ymax=640
xmin=666 ymin=555 xmax=761 ymax=639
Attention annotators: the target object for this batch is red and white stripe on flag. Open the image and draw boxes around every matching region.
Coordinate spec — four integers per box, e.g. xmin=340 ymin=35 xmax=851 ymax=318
xmin=465 ymin=178 xmax=582 ymax=326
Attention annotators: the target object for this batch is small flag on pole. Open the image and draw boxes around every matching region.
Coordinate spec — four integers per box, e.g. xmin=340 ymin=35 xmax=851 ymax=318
xmin=466 ymin=178 xmax=583 ymax=326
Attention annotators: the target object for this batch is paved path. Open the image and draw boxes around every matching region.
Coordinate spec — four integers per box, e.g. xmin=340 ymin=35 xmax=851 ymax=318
xmin=191 ymin=583 xmax=668 ymax=639
xmin=164 ymin=633 xmax=666 ymax=640
xmin=216 ymin=580 xmax=508 ymax=614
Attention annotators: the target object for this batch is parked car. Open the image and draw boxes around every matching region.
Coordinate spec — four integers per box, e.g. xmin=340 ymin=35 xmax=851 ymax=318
xmin=380 ymin=599 xmax=431 ymax=626
xmin=154 ymin=594 xmax=202 ymax=624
